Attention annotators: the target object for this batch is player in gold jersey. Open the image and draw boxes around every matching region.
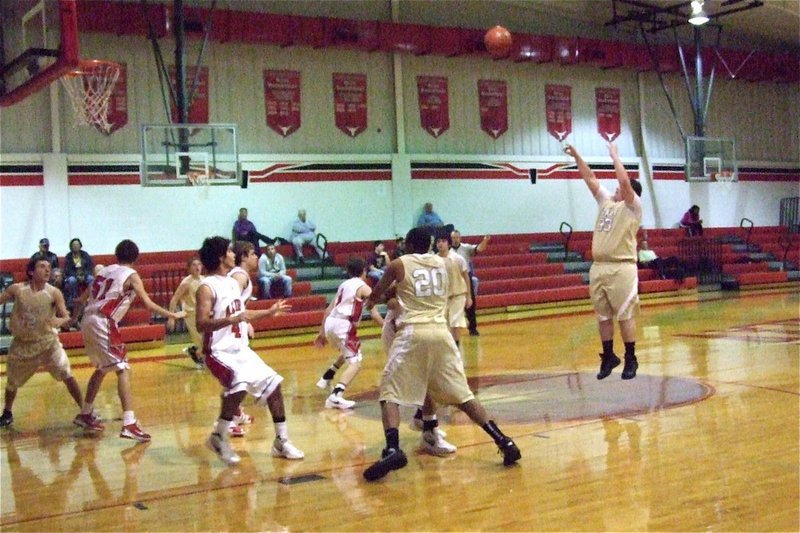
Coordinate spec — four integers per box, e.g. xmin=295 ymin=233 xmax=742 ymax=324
xmin=362 ymin=227 xmax=520 ymax=481
xmin=565 ymin=142 xmax=643 ymax=381
xmin=0 ymin=257 xmax=84 ymax=428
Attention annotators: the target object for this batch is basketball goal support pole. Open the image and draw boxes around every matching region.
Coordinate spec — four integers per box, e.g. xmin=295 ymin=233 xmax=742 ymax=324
xmin=692 ymin=27 xmax=705 ymax=137
xmin=173 ymin=0 xmax=190 ymax=175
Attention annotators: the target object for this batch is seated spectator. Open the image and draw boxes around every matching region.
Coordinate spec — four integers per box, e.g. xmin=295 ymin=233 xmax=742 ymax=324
xmin=232 ymin=207 xmax=279 ymax=254
xmin=680 ymin=205 xmax=704 ymax=237
xmin=366 ymin=241 xmax=390 ymax=284
xmin=416 ymin=202 xmax=444 ymax=228
xmin=638 ymin=240 xmax=686 ymax=282
xmin=392 ymin=237 xmax=406 ymax=259
xmin=258 ymin=244 xmax=293 ymax=298
xmin=63 ymin=238 xmax=94 ymax=310
xmin=291 ymin=209 xmax=325 ymax=263
xmin=637 ymin=240 xmax=658 ymax=266
xmin=30 ymin=238 xmax=62 ymax=287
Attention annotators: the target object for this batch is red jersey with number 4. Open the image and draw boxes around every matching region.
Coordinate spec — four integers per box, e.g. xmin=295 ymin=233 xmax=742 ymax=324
xmin=200 ymin=274 xmax=245 ymax=355
xmin=85 ymin=265 xmax=137 ymax=323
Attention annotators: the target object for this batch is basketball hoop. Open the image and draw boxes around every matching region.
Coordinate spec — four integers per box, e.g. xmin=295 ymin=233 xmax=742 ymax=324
xmin=60 ymin=60 xmax=120 ymax=134
xmin=186 ymin=170 xmax=211 ymax=187
xmin=714 ymin=170 xmax=736 ymax=193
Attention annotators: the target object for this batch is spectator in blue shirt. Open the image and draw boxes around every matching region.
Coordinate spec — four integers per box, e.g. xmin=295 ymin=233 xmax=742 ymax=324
xmin=416 ymin=202 xmax=444 ymax=228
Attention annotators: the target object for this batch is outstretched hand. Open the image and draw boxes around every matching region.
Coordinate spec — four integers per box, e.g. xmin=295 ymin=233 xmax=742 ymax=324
xmin=563 ymin=144 xmax=578 ymax=158
xmin=269 ymin=299 xmax=291 ymax=316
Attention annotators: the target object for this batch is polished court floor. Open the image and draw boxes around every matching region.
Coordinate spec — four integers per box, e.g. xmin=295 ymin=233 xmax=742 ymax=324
xmin=1 ymin=290 xmax=798 ymax=532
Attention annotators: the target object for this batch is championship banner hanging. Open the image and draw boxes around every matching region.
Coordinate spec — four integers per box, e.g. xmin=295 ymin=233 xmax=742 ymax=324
xmin=595 ymin=87 xmax=621 ymax=141
xmin=478 ymin=79 xmax=508 ymax=139
xmin=417 ymin=75 xmax=449 ymax=138
xmin=264 ymin=70 xmax=301 ymax=137
xmin=332 ymin=72 xmax=367 ymax=138
xmin=545 ymin=84 xmax=572 ymax=141
xmin=103 ymin=62 xmax=128 ymax=135
xmin=169 ymin=65 xmax=209 ymax=124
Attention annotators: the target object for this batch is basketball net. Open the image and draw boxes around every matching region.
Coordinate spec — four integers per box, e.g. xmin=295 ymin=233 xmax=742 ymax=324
xmin=60 ymin=60 xmax=120 ymax=134
xmin=714 ymin=170 xmax=736 ymax=193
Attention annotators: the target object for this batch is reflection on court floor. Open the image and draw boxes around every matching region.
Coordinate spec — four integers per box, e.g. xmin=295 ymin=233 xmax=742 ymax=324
xmin=675 ymin=318 xmax=800 ymax=344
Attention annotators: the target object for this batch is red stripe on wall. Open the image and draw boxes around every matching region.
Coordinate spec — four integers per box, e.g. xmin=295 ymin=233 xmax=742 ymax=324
xmin=68 ymin=174 xmax=141 ymax=185
xmin=246 ymin=163 xmax=296 ymax=180
xmin=412 ymin=170 xmax=524 ymax=180
xmin=249 ymin=170 xmax=391 ymax=183
xmin=0 ymin=174 xmax=44 ymax=186
xmin=652 ymin=171 xmax=686 ymax=180
xmin=739 ymin=172 xmax=799 ymax=182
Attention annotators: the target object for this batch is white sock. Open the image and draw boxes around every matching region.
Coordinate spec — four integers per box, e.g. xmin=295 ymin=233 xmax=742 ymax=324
xmin=122 ymin=410 xmax=136 ymax=426
xmin=274 ymin=421 xmax=288 ymax=441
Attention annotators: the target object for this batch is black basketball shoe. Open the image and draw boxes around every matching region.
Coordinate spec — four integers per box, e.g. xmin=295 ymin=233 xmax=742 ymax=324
xmin=363 ymin=448 xmax=408 ymax=481
xmin=597 ymin=353 xmax=621 ymax=380
xmin=621 ymin=356 xmax=638 ymax=380
xmin=498 ymin=437 xmax=521 ymax=466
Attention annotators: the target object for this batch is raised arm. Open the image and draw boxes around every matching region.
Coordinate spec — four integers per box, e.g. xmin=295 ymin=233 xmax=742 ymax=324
xmin=564 ymin=144 xmax=601 ymax=197
xmin=608 ymin=142 xmax=635 ymax=204
xmin=476 ymin=235 xmax=490 ymax=253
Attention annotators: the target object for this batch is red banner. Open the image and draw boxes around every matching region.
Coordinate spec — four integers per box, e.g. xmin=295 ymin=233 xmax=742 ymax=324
xmin=264 ymin=69 xmax=301 ymax=137
xmin=596 ymin=87 xmax=621 ymax=141
xmin=478 ymin=79 xmax=508 ymax=139
xmin=332 ymin=72 xmax=367 ymax=137
xmin=545 ymin=84 xmax=572 ymax=141
xmin=417 ymin=75 xmax=449 ymax=138
xmin=169 ymin=65 xmax=209 ymax=124
xmin=103 ymin=62 xmax=128 ymax=135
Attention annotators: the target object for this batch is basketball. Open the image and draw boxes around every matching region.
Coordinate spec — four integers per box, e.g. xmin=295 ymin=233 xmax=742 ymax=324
xmin=484 ymin=25 xmax=513 ymax=58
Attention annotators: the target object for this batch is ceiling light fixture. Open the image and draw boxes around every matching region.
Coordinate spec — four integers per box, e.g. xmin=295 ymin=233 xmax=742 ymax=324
xmin=689 ymin=0 xmax=710 ymax=26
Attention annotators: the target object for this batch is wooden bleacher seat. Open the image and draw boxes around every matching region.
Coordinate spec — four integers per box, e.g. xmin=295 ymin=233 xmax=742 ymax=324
xmin=59 ymin=324 xmax=166 ymax=350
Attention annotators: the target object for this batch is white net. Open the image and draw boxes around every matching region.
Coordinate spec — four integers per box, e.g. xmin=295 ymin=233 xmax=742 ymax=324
xmin=714 ymin=170 xmax=736 ymax=193
xmin=60 ymin=60 xmax=120 ymax=134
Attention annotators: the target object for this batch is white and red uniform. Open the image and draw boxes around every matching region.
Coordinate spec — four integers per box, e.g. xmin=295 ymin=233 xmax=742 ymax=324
xmin=200 ymin=274 xmax=282 ymax=400
xmin=323 ymin=277 xmax=367 ymax=362
xmin=229 ymin=266 xmax=253 ymax=302
xmin=81 ymin=264 xmax=137 ymax=371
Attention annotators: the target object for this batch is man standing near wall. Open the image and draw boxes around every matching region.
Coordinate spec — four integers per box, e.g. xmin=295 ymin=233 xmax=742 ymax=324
xmin=564 ymin=143 xmax=642 ymax=381
xmin=451 ymin=231 xmax=489 ymax=336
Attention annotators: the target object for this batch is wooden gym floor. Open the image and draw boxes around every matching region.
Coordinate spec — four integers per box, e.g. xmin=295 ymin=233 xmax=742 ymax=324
xmin=1 ymin=290 xmax=798 ymax=532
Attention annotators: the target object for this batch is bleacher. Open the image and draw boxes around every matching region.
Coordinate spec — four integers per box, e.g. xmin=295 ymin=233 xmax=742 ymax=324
xmin=1 ymin=225 xmax=797 ymax=353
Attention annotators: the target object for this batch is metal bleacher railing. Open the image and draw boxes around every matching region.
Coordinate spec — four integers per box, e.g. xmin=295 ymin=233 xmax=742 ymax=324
xmin=779 ymin=196 xmax=799 ymax=233
xmin=678 ymin=237 xmax=722 ymax=285
xmin=739 ymin=217 xmax=754 ymax=248
xmin=316 ymin=233 xmax=329 ymax=278
xmin=559 ymin=221 xmax=573 ymax=262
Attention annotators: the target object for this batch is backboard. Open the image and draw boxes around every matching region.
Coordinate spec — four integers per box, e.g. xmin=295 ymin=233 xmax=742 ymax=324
xmin=0 ymin=0 xmax=79 ymax=107
xmin=685 ymin=136 xmax=737 ymax=183
xmin=141 ymin=124 xmax=241 ymax=187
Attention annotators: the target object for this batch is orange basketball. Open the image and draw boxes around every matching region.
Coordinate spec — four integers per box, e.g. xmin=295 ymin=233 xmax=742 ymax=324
xmin=484 ymin=25 xmax=513 ymax=58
